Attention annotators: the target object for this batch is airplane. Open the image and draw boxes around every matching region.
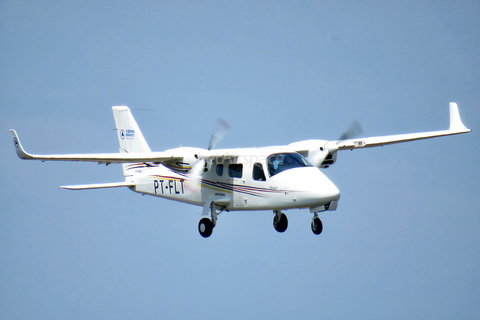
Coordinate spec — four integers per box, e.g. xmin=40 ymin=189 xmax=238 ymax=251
xmin=10 ymin=102 xmax=471 ymax=237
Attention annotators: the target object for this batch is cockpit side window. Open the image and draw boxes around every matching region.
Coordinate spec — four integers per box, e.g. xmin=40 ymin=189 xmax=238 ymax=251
xmin=216 ymin=164 xmax=224 ymax=176
xmin=267 ymin=152 xmax=313 ymax=177
xmin=252 ymin=163 xmax=266 ymax=181
xmin=228 ymin=164 xmax=243 ymax=178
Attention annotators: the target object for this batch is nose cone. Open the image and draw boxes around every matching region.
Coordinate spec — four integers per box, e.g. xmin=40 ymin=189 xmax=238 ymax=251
xmin=313 ymin=169 xmax=340 ymax=203
xmin=272 ymin=167 xmax=340 ymax=208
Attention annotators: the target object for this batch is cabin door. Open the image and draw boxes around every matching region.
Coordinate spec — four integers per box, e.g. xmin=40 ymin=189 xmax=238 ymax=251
xmin=226 ymin=163 xmax=245 ymax=207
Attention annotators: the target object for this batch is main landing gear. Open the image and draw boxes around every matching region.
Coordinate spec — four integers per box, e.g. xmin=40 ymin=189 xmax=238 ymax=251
xmin=198 ymin=218 xmax=214 ymax=238
xmin=198 ymin=201 xmax=226 ymax=238
xmin=272 ymin=210 xmax=324 ymax=235
xmin=273 ymin=210 xmax=288 ymax=233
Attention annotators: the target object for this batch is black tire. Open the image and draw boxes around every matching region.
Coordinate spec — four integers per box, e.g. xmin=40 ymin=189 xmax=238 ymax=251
xmin=274 ymin=213 xmax=288 ymax=233
xmin=311 ymin=217 xmax=323 ymax=235
xmin=198 ymin=218 xmax=214 ymax=238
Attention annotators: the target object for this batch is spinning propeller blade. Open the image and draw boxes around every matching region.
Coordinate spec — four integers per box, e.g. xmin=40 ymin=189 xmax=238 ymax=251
xmin=338 ymin=119 xmax=363 ymax=141
xmin=324 ymin=120 xmax=365 ymax=154
xmin=208 ymin=118 xmax=230 ymax=151
xmin=190 ymin=158 xmax=206 ymax=176
xmin=190 ymin=118 xmax=230 ymax=176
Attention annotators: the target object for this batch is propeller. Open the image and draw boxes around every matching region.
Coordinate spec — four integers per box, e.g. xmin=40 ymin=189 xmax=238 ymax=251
xmin=338 ymin=119 xmax=363 ymax=141
xmin=324 ymin=119 xmax=364 ymax=155
xmin=208 ymin=118 xmax=230 ymax=151
xmin=190 ymin=118 xmax=230 ymax=177
xmin=190 ymin=158 xmax=206 ymax=176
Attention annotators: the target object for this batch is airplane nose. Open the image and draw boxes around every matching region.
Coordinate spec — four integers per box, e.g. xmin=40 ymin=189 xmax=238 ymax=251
xmin=320 ymin=175 xmax=341 ymax=201
xmin=329 ymin=183 xmax=341 ymax=199
xmin=306 ymin=173 xmax=341 ymax=211
xmin=271 ymin=167 xmax=340 ymax=208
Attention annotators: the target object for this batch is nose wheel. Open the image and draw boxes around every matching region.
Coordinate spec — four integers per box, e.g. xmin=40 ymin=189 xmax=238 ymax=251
xmin=311 ymin=213 xmax=323 ymax=235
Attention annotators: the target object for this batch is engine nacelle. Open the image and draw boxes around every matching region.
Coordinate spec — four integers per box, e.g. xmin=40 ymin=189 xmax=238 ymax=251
xmin=163 ymin=147 xmax=210 ymax=173
xmin=318 ymin=149 xmax=337 ymax=168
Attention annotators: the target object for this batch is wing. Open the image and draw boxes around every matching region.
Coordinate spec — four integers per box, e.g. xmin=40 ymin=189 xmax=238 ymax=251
xmin=60 ymin=181 xmax=136 ymax=190
xmin=335 ymin=102 xmax=471 ymax=150
xmin=9 ymin=129 xmax=181 ymax=164
xmin=290 ymin=103 xmax=471 ymax=168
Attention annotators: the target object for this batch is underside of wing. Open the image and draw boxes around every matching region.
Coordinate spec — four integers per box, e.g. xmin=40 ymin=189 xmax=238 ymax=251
xmin=60 ymin=181 xmax=135 ymax=190
xmin=9 ymin=129 xmax=181 ymax=164
xmin=335 ymin=102 xmax=471 ymax=150
xmin=336 ymin=128 xmax=469 ymax=150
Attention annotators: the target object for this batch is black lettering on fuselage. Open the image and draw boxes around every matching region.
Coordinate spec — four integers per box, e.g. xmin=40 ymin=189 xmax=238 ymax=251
xmin=154 ymin=179 xmax=184 ymax=195
xmin=154 ymin=180 xmax=165 ymax=194
xmin=174 ymin=180 xmax=179 ymax=194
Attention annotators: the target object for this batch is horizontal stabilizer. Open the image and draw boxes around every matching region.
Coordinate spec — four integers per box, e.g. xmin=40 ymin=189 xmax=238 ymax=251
xmin=60 ymin=181 xmax=135 ymax=190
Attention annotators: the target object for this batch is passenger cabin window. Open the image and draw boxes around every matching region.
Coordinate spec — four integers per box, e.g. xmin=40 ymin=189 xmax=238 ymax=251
xmin=267 ymin=152 xmax=313 ymax=177
xmin=253 ymin=163 xmax=266 ymax=181
xmin=228 ymin=164 xmax=243 ymax=178
xmin=216 ymin=164 xmax=224 ymax=176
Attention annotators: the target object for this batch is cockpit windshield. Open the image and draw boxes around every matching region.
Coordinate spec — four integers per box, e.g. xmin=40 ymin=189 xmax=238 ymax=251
xmin=267 ymin=152 xmax=313 ymax=177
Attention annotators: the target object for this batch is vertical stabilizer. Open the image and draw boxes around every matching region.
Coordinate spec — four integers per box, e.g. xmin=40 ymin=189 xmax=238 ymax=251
xmin=112 ymin=106 xmax=151 ymax=153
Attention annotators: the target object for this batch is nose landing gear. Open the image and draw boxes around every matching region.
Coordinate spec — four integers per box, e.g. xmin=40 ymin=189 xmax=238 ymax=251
xmin=311 ymin=213 xmax=323 ymax=235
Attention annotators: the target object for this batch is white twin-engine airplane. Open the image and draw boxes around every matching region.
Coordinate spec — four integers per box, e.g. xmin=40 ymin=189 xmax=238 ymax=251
xmin=10 ymin=103 xmax=470 ymax=237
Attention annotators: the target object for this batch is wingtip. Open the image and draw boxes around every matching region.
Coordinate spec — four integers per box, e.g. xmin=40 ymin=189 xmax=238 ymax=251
xmin=449 ymin=102 xmax=470 ymax=132
xmin=9 ymin=129 xmax=33 ymax=159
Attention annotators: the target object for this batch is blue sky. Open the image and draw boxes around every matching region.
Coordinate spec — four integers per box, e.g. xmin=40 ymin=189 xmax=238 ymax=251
xmin=1 ymin=1 xmax=479 ymax=319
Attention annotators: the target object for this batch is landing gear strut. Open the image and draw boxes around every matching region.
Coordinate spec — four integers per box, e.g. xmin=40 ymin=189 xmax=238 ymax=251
xmin=311 ymin=212 xmax=323 ymax=235
xmin=273 ymin=210 xmax=288 ymax=233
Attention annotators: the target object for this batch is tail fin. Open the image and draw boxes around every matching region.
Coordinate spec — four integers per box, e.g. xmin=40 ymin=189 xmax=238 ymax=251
xmin=112 ymin=106 xmax=151 ymax=153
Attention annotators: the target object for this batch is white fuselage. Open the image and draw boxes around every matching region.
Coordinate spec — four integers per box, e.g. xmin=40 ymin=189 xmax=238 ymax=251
xmin=127 ymin=146 xmax=341 ymax=211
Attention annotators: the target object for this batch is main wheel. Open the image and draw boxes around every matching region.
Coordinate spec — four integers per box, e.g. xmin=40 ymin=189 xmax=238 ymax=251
xmin=311 ymin=217 xmax=323 ymax=235
xmin=198 ymin=218 xmax=214 ymax=238
xmin=273 ymin=213 xmax=288 ymax=233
